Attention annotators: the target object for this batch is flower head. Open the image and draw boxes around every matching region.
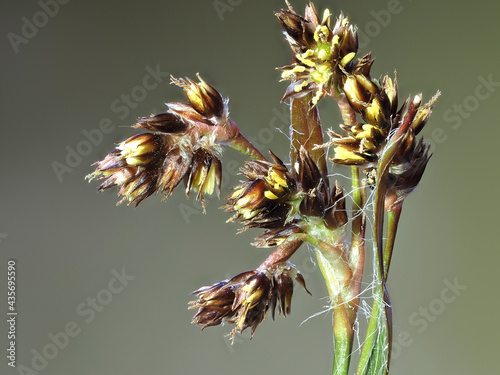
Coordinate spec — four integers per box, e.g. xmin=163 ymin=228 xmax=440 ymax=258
xmin=86 ymin=133 xmax=167 ymax=206
xmin=276 ymin=1 xmax=358 ymax=105
xmin=326 ymin=69 xmax=439 ymax=167
xmin=190 ymin=262 xmax=310 ymax=340
xmin=170 ymin=73 xmax=226 ymax=120
xmin=87 ymin=75 xmax=237 ymax=208
xmin=385 ymin=138 xmax=432 ymax=210
xmin=225 ymin=147 xmax=348 ymax=248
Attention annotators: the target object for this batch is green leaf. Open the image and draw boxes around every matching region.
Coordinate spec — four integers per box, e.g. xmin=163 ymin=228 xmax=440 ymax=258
xmin=366 ymin=296 xmax=390 ymax=375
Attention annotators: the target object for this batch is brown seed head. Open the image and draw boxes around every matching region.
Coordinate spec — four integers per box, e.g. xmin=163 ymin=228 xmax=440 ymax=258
xmin=85 ymin=133 xmax=167 ymax=206
xmin=224 ymin=151 xmax=297 ymax=230
xmin=190 ymin=262 xmax=310 ymax=340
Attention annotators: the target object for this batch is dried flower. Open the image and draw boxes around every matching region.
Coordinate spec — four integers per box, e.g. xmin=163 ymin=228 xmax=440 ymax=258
xmin=170 ymin=73 xmax=226 ymax=120
xmin=223 ymin=146 xmax=348 ymax=261
xmin=323 ymin=181 xmax=348 ymax=230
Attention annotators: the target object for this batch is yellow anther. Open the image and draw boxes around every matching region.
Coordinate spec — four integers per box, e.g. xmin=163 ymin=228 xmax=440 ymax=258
xmin=264 ymin=190 xmax=279 ymax=200
xmin=292 ymin=65 xmax=306 ymax=73
xmin=322 ymin=9 xmax=332 ymax=26
xmin=366 ymin=99 xmax=382 ymax=123
xmin=297 ymin=50 xmax=315 ymax=67
xmin=331 ymin=35 xmax=340 ymax=46
xmin=125 ymin=156 xmax=145 ymax=166
xmin=357 ymin=74 xmax=377 ymax=94
xmin=314 ymin=25 xmax=330 ymax=42
xmin=268 ymin=169 xmax=288 ymax=188
xmin=282 ymin=65 xmax=307 ymax=79
xmin=231 ymin=188 xmax=244 ymax=198
xmin=340 ymin=52 xmax=356 ymax=67
xmin=294 ymin=81 xmax=308 ymax=92
xmin=319 ymin=63 xmax=331 ymax=73
xmin=334 ymin=146 xmax=365 ymax=163
xmin=312 ymin=87 xmax=324 ymax=106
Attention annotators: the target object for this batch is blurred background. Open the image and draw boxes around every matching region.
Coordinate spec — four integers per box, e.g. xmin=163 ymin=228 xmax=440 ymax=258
xmin=1 ymin=0 xmax=498 ymax=374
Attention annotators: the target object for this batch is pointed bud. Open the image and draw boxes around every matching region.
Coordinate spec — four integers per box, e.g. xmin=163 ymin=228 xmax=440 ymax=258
xmin=386 ymin=139 xmax=432 ymax=209
xmin=171 ymin=74 xmax=225 ymax=119
xmin=185 ymin=147 xmax=223 ymax=205
xmin=133 ymin=112 xmax=188 ymax=133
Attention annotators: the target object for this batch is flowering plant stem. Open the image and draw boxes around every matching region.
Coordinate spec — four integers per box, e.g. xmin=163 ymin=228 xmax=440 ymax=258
xmin=356 ymin=104 xmax=419 ymax=374
xmin=86 ymin=3 xmax=439 ymax=374
xmin=290 ymin=94 xmax=365 ymax=375
xmin=316 ymin=248 xmax=355 ymax=375
xmin=356 ymin=206 xmax=401 ymax=374
xmin=228 ymin=132 xmax=268 ymax=162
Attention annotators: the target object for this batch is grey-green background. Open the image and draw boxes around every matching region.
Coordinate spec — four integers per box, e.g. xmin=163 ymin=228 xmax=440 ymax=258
xmin=1 ymin=0 xmax=498 ymax=374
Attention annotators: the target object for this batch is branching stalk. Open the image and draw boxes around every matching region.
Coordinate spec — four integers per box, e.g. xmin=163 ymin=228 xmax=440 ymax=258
xmin=228 ymin=132 xmax=268 ymax=161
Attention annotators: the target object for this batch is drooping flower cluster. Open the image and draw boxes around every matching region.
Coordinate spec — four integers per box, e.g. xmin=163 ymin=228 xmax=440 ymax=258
xmin=190 ymin=262 xmax=310 ymax=340
xmin=86 ymin=74 xmax=238 ymax=207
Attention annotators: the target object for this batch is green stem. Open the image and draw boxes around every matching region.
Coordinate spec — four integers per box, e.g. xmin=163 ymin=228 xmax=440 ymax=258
xmin=314 ymin=92 xmax=364 ymax=375
xmin=315 ymin=248 xmax=354 ymax=375
xmin=228 ymin=133 xmax=268 ymax=161
xmin=356 ymin=101 xmax=420 ymax=374
xmin=356 ymin=207 xmax=402 ymax=374
xmin=356 ymin=292 xmax=382 ymax=374
xmin=332 ymin=297 xmax=355 ymax=375
xmin=348 ymin=166 xmax=365 ymax=317
xmin=383 ymin=203 xmax=402 ymax=279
